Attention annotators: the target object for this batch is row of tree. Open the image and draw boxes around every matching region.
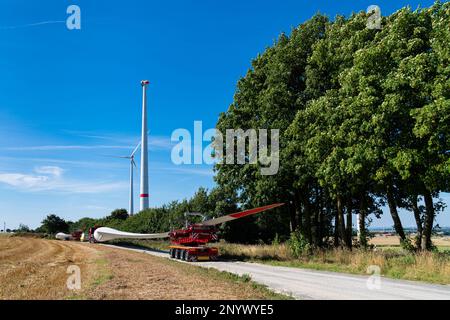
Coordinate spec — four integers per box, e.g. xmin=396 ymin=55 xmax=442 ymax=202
xmin=214 ymin=2 xmax=449 ymax=251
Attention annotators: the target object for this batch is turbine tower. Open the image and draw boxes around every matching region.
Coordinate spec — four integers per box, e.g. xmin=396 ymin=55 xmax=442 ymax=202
xmin=140 ymin=80 xmax=150 ymax=211
xmin=128 ymin=142 xmax=141 ymax=215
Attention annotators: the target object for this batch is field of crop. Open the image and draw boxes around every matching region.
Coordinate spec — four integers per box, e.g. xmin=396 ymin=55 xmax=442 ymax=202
xmin=0 ymin=236 xmax=287 ymax=300
xmin=370 ymin=235 xmax=450 ymax=249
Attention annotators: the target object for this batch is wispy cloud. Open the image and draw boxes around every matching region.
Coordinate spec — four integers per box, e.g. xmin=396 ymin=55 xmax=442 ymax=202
xmin=0 ymin=166 xmax=126 ymax=194
xmin=2 ymin=145 xmax=132 ymax=151
xmin=34 ymin=166 xmax=64 ymax=177
xmin=0 ymin=173 xmax=49 ymax=189
xmin=0 ymin=20 xmax=65 ymax=30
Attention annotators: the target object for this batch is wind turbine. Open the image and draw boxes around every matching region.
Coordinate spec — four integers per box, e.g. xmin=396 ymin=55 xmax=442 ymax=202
xmin=140 ymin=80 xmax=150 ymax=211
xmin=115 ymin=142 xmax=141 ymax=216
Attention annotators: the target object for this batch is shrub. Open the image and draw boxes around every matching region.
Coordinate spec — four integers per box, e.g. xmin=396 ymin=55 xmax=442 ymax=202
xmin=287 ymin=230 xmax=311 ymax=258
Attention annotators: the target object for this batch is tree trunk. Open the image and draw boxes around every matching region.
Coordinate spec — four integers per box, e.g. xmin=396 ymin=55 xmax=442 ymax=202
xmin=346 ymin=202 xmax=353 ymax=249
xmin=315 ymin=189 xmax=323 ymax=247
xmin=303 ymin=196 xmax=313 ymax=244
xmin=334 ymin=208 xmax=339 ymax=247
xmin=336 ymin=195 xmax=346 ymax=247
xmin=386 ymin=184 xmax=406 ymax=242
xmin=295 ymin=191 xmax=303 ymax=233
xmin=421 ymin=190 xmax=435 ymax=251
xmin=359 ymin=194 xmax=368 ymax=248
xmin=411 ymin=194 xmax=423 ymax=250
xmin=289 ymin=199 xmax=297 ymax=233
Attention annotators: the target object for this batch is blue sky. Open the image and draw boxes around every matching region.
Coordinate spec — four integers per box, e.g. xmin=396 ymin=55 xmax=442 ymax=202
xmin=0 ymin=0 xmax=448 ymax=229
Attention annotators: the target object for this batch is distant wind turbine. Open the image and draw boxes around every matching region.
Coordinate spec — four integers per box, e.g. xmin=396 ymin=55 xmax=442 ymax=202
xmin=113 ymin=142 xmax=141 ymax=216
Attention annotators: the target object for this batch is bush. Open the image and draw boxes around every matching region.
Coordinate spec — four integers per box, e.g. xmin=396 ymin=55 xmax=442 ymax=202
xmin=287 ymin=230 xmax=311 ymax=258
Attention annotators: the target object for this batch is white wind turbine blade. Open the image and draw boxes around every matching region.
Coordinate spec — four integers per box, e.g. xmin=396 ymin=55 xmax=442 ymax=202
xmin=100 ymin=154 xmax=130 ymax=159
xmin=130 ymin=141 xmax=141 ymax=157
xmin=94 ymin=227 xmax=169 ymax=242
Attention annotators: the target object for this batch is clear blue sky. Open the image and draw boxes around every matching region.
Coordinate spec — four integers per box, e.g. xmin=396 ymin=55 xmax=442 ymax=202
xmin=0 ymin=0 xmax=448 ymax=229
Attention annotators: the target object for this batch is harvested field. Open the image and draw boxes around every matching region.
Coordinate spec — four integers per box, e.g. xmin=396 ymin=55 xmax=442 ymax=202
xmin=0 ymin=236 xmax=100 ymax=299
xmin=370 ymin=235 xmax=450 ymax=247
xmin=0 ymin=237 xmax=284 ymax=300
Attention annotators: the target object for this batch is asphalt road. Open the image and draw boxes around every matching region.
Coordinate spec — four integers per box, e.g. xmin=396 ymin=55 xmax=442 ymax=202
xmin=103 ymin=244 xmax=450 ymax=300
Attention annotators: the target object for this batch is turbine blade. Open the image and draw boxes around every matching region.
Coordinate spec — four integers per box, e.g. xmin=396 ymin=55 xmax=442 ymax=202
xmin=130 ymin=141 xmax=141 ymax=157
xmin=200 ymin=203 xmax=284 ymax=226
xmin=100 ymin=154 xmax=130 ymax=159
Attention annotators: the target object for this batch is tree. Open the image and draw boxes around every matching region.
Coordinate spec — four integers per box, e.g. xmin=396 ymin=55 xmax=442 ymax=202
xmin=216 ymin=14 xmax=329 ymax=243
xmin=18 ymin=224 xmax=31 ymax=232
xmin=108 ymin=209 xmax=129 ymax=221
xmin=40 ymin=214 xmax=69 ymax=234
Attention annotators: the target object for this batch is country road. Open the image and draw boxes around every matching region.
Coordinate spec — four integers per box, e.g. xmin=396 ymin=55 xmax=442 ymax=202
xmin=103 ymin=244 xmax=450 ymax=300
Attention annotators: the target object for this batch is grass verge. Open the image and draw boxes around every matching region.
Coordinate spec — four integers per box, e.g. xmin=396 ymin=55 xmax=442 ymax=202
xmin=158 ymin=253 xmax=293 ymax=300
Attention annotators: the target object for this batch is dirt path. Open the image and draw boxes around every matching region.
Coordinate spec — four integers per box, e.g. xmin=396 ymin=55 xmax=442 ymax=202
xmin=0 ymin=237 xmax=282 ymax=300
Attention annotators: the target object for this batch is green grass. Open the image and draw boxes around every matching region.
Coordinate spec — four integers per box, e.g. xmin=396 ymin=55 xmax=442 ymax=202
xmin=221 ymin=245 xmax=450 ymax=285
xmin=91 ymin=257 xmax=114 ymax=286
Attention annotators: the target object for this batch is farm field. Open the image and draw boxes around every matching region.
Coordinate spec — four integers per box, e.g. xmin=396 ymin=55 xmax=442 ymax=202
xmin=370 ymin=235 xmax=450 ymax=249
xmin=0 ymin=236 xmax=286 ymax=300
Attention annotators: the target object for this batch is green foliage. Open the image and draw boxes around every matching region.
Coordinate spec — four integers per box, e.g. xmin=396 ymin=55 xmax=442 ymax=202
xmin=400 ymin=238 xmax=416 ymax=252
xmin=40 ymin=214 xmax=69 ymax=234
xmin=17 ymin=224 xmax=30 ymax=232
xmin=108 ymin=209 xmax=129 ymax=221
xmin=287 ymin=230 xmax=311 ymax=258
xmin=69 ymin=217 xmax=98 ymax=233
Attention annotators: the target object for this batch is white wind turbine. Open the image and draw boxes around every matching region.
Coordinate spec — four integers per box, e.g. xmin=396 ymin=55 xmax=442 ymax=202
xmin=115 ymin=142 xmax=141 ymax=216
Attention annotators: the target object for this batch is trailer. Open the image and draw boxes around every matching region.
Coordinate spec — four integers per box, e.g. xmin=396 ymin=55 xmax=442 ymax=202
xmin=169 ymin=245 xmax=218 ymax=262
